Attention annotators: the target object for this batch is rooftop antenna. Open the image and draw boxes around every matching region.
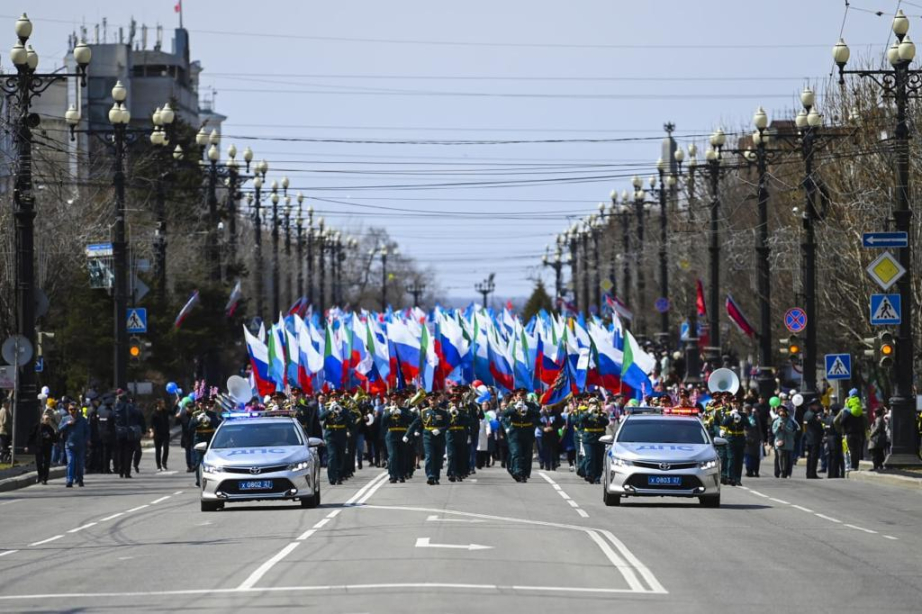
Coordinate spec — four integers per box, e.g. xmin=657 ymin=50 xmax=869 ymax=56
xmin=102 ymin=17 xmax=107 ymax=43
xmin=155 ymin=24 xmax=163 ymax=51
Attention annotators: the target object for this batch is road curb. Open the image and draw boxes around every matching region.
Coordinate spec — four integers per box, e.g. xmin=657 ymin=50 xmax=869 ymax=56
xmin=848 ymin=468 xmax=922 ymax=491
xmin=0 ymin=426 xmax=181 ymax=494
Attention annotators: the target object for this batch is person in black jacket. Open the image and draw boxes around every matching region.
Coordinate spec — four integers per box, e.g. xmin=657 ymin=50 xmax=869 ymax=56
xmin=131 ymin=403 xmax=146 ymax=473
xmin=97 ymin=396 xmax=116 ymax=474
xmin=150 ymin=399 xmax=172 ymax=471
xmin=803 ymin=401 xmax=825 ymax=479
xmin=27 ymin=414 xmax=57 ymax=484
xmin=113 ymin=390 xmax=138 ymax=478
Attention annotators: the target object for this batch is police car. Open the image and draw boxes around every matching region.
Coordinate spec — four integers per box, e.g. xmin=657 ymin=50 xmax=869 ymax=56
xmin=600 ymin=408 xmax=724 ymax=507
xmin=195 ymin=413 xmax=323 ymax=512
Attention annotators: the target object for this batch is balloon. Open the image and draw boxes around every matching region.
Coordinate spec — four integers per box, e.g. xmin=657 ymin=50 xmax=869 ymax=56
xmin=769 ymin=396 xmax=781 ymax=408
xmin=791 ymin=393 xmax=804 ymax=407
xmin=165 ymin=381 xmax=178 ymax=395
xmin=40 ymin=386 xmax=50 ymax=396
xmin=476 ymin=391 xmax=492 ymax=404
xmin=186 ymin=394 xmax=196 ymax=404
xmin=485 ymin=410 xmax=496 ymax=421
xmin=476 ymin=385 xmax=488 ymax=394
xmin=179 ymin=397 xmax=192 ymax=408
xmin=472 ymin=380 xmax=484 ymax=389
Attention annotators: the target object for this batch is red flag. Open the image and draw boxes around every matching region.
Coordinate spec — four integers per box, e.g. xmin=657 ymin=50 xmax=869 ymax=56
xmin=696 ymin=279 xmax=707 ymax=317
xmin=174 ymin=0 xmax=182 ymax=12
xmin=725 ymin=294 xmax=756 ymax=338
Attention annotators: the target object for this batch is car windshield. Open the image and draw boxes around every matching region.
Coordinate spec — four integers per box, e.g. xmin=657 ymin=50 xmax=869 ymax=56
xmin=616 ymin=419 xmax=708 ymax=444
xmin=211 ymin=423 xmax=303 ymax=449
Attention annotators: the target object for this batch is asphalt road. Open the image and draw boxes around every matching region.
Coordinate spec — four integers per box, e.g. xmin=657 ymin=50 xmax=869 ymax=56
xmin=0 ymin=450 xmax=920 ymax=613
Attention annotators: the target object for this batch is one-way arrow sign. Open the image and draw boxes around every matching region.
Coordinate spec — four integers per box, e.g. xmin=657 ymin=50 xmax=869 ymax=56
xmin=862 ymin=232 xmax=908 ymax=248
xmin=414 ymin=537 xmax=492 ymax=551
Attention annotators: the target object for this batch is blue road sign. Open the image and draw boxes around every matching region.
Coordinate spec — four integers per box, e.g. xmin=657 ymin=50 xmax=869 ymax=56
xmin=862 ymin=232 xmax=908 ymax=248
xmin=126 ymin=308 xmax=148 ymax=334
xmin=784 ymin=307 xmax=807 ymax=333
xmin=825 ymin=354 xmax=852 ymax=380
xmin=34 ymin=357 xmax=44 ymax=373
xmin=870 ymin=294 xmax=901 ymax=325
xmin=654 ymin=297 xmax=670 ymax=313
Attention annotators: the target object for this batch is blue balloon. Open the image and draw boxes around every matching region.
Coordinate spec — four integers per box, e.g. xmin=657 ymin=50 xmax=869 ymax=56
xmin=165 ymin=382 xmax=178 ymax=394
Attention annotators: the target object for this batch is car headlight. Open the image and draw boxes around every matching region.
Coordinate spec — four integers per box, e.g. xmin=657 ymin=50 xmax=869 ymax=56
xmin=699 ymin=459 xmax=718 ymax=470
xmin=202 ymin=463 xmax=219 ymax=474
xmin=611 ymin=456 xmax=633 ymax=468
xmin=288 ymin=460 xmax=310 ymax=471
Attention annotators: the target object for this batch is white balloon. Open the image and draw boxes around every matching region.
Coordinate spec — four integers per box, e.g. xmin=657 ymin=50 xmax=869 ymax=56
xmin=792 ymin=393 xmax=805 ymax=407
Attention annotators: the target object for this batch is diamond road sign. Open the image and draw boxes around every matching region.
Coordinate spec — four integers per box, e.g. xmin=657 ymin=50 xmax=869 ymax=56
xmin=870 ymin=294 xmax=901 ymax=325
xmin=866 ymin=251 xmax=906 ymax=291
xmin=825 ymin=353 xmax=852 ymax=380
xmin=862 ymin=232 xmax=908 ymax=248
xmin=126 ymin=308 xmax=148 ymax=334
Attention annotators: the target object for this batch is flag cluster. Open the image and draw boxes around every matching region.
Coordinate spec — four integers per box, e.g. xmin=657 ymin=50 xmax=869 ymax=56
xmin=241 ymin=305 xmax=658 ymax=404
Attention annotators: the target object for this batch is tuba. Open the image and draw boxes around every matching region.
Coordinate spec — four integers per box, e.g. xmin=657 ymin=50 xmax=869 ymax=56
xmin=707 ymin=368 xmax=740 ymax=395
xmin=353 ymin=388 xmax=369 ymax=404
xmin=408 ymin=390 xmax=427 ymax=407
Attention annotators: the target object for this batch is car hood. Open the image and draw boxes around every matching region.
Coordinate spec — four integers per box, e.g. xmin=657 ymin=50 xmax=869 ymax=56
xmin=612 ymin=442 xmax=715 ymax=462
xmin=206 ymin=446 xmax=307 ymax=466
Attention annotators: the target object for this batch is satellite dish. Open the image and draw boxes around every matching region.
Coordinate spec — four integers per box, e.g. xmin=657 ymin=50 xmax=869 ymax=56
xmin=226 ymin=375 xmax=253 ymax=404
xmin=2 ymin=335 xmax=34 ymax=367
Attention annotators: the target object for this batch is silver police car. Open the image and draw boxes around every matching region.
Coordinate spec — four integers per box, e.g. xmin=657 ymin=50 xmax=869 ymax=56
xmin=196 ymin=415 xmax=323 ymax=512
xmin=601 ymin=411 xmax=724 ymax=507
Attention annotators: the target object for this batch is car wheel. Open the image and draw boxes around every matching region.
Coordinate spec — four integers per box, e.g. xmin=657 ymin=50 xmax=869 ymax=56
xmin=699 ymin=494 xmax=721 ymax=508
xmin=300 ymin=487 xmax=319 ymax=508
xmin=603 ymin=488 xmax=621 ymax=507
xmin=201 ymin=500 xmax=221 ymax=512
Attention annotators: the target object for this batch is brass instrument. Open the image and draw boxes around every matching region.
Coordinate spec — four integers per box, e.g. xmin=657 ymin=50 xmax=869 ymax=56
xmin=353 ymin=388 xmax=369 ymax=403
xmin=408 ymin=390 xmax=427 ymax=407
xmin=449 ymin=406 xmax=459 ymax=418
xmin=515 ymin=402 xmax=527 ymax=416
xmin=389 ymin=405 xmax=402 ymax=417
xmin=707 ymin=368 xmax=740 ymax=395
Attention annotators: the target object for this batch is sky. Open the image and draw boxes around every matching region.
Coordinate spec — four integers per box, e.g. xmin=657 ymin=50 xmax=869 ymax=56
xmin=3 ymin=0 xmax=898 ymax=303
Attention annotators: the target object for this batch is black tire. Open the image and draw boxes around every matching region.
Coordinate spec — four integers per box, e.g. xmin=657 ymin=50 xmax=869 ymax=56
xmin=699 ymin=494 xmax=721 ymax=508
xmin=603 ymin=488 xmax=621 ymax=507
xmin=300 ymin=484 xmax=320 ymax=508
xmin=201 ymin=500 xmax=221 ymax=512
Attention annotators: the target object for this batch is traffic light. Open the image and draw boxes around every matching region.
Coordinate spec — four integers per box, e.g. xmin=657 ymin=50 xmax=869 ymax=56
xmin=129 ymin=336 xmax=142 ymax=362
xmin=878 ymin=331 xmax=895 ymax=368
xmin=787 ymin=335 xmax=801 ymax=357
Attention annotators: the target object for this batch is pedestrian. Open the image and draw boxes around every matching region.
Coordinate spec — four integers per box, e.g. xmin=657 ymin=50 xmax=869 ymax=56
xmin=97 ymin=395 xmax=116 ymax=474
xmin=503 ymin=391 xmax=540 ymax=483
xmin=772 ymin=406 xmax=796 ymax=478
xmin=319 ymin=396 xmax=352 ymax=485
xmin=742 ymin=404 xmax=762 ymax=478
xmin=405 ymin=397 xmax=449 ymax=485
xmin=579 ymin=400 xmax=608 ymax=484
xmin=382 ymin=398 xmax=410 ymax=484
xmin=825 ymin=404 xmax=845 ymax=478
xmin=803 ymin=401 xmax=825 ymax=479
xmin=476 ymin=406 xmax=492 ymax=469
xmin=0 ymin=398 xmax=11 ymax=462
xmin=131 ymin=401 xmax=146 ymax=473
xmin=150 ymin=399 xmax=172 ymax=471
xmin=85 ymin=396 xmax=101 ymax=473
xmin=176 ymin=396 xmax=195 ymax=472
xmin=26 ymin=413 xmax=57 ymax=484
xmin=841 ymin=389 xmax=868 ymax=472
xmin=538 ymin=406 xmax=561 ymax=471
xmin=113 ymin=389 xmax=137 ymax=478
xmin=868 ymin=407 xmax=889 ymax=471
xmin=59 ymin=401 xmax=90 ymax=487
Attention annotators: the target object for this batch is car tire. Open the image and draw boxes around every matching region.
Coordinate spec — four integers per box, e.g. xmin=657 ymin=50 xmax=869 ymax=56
xmin=201 ymin=500 xmax=221 ymax=512
xmin=603 ymin=488 xmax=621 ymax=507
xmin=699 ymin=494 xmax=721 ymax=508
xmin=300 ymin=486 xmax=320 ymax=508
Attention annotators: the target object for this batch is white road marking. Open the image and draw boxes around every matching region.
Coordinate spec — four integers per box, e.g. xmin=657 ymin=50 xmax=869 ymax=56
xmin=599 ymin=529 xmax=667 ymax=595
xmin=814 ymin=513 xmax=842 ymax=524
xmin=157 ymin=471 xmax=178 ymax=475
xmin=173 ymin=491 xmax=184 ymax=495
xmin=0 ymin=550 xmax=18 ymax=557
xmin=749 ymin=490 xmax=770 ymax=498
xmin=566 ymin=500 xmax=579 ymax=508
xmin=552 ymin=484 xmax=562 ymax=491
xmin=768 ymin=498 xmax=790 ymax=505
xmin=67 ymin=522 xmax=97 ymax=533
xmin=585 ymin=531 xmax=645 ymax=592
xmin=354 ymin=472 xmax=389 ymax=505
xmin=844 ymin=524 xmax=878 ymax=534
xmin=538 ymin=471 xmax=589 ymax=518
xmin=0 ymin=499 xmax=20 ymax=506
xmin=557 ymin=491 xmax=572 ymax=500
xmin=325 ymin=510 xmax=341 ymax=519
xmin=312 ymin=518 xmax=329 ymax=530
xmin=414 ymin=537 xmax=492 ymax=551
xmin=100 ymin=512 xmax=124 ymax=522
xmin=425 ymin=515 xmax=485 ymax=523
xmin=344 ymin=472 xmax=388 ymax=506
xmin=576 ymin=509 xmax=590 ymax=518
xmin=0 ymin=584 xmax=663 ymax=601
xmin=237 ymin=542 xmax=301 ymax=590
xmin=884 ymin=535 xmax=898 ymax=540
xmin=29 ymin=535 xmax=63 ymax=546
xmin=296 ymin=529 xmax=315 ymax=541
xmin=150 ymin=496 xmax=171 ymax=505
xmin=125 ymin=504 xmax=150 ymax=513
xmin=791 ymin=505 xmax=814 ymax=513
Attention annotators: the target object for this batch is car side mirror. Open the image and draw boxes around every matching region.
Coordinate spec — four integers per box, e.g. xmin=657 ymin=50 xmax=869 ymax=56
xmin=599 ymin=435 xmax=614 ymax=445
xmin=193 ymin=442 xmax=208 ymax=453
xmin=307 ymin=437 xmax=325 ymax=448
xmin=713 ymin=437 xmax=728 ymax=447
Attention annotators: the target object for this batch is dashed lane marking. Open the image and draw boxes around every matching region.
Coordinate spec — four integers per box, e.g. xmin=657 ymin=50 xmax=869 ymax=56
xmin=0 ymin=550 xmax=18 ymax=557
xmin=125 ymin=504 xmax=150 ymax=513
xmin=538 ymin=471 xmax=589 ymax=519
xmin=884 ymin=535 xmax=898 ymax=540
xmin=150 ymin=496 xmax=171 ymax=505
xmin=312 ymin=518 xmax=330 ymax=530
xmin=29 ymin=535 xmax=63 ymax=547
xmin=791 ymin=505 xmax=814 ymax=513
xmin=768 ymin=498 xmax=790 ymax=505
xmin=99 ymin=513 xmax=124 ymax=522
xmin=67 ymin=523 xmax=97 ymax=534
xmin=814 ymin=513 xmax=842 ymax=524
xmin=845 ymin=524 xmax=878 ymax=534
xmin=576 ymin=509 xmax=590 ymax=518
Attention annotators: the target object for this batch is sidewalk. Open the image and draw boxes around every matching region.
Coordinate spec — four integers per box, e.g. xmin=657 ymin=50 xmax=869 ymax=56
xmin=0 ymin=426 xmax=182 ymax=493
xmin=845 ymin=460 xmax=922 ymax=491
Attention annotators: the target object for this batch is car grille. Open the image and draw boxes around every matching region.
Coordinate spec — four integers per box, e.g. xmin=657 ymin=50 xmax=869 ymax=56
xmin=625 ymin=474 xmax=704 ymax=490
xmin=222 ymin=464 xmax=289 ymax=474
xmin=632 ymin=461 xmax=698 ymax=471
xmin=219 ymin=478 xmax=295 ymax=495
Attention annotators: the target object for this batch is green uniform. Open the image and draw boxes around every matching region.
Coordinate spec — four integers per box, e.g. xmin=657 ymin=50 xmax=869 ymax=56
xmin=705 ymin=403 xmax=729 ymax=483
xmin=319 ymin=403 xmax=353 ymax=485
xmin=721 ymin=411 xmax=746 ymax=485
xmin=579 ymin=408 xmax=609 ymax=483
xmin=445 ymin=404 xmax=470 ymax=482
xmin=407 ymin=406 xmax=450 ymax=483
xmin=382 ymin=406 xmax=412 ymax=483
xmin=574 ymin=405 xmax=588 ymax=478
xmin=503 ymin=402 xmax=540 ymax=482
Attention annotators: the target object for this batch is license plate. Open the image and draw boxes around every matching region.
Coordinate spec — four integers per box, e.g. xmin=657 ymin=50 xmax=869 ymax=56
xmin=239 ymin=480 xmax=273 ymax=490
xmin=647 ymin=476 xmax=682 ymax=486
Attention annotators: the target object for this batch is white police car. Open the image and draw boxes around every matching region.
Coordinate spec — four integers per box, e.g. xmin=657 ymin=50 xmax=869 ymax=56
xmin=195 ymin=414 xmax=322 ymax=512
xmin=600 ymin=410 xmax=724 ymax=507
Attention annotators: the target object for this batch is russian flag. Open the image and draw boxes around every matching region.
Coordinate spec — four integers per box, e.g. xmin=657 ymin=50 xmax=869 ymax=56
xmin=387 ymin=319 xmax=421 ymax=383
xmin=621 ymin=328 xmax=656 ymax=400
xmin=323 ymin=322 xmax=344 ymax=390
xmin=589 ymin=325 xmax=624 ymax=392
xmin=174 ymin=290 xmax=200 ymax=328
xmin=295 ymin=315 xmax=322 ymax=393
xmin=267 ymin=322 xmax=287 ymax=390
xmin=726 ymin=294 xmax=756 ymax=338
xmin=487 ymin=336 xmax=514 ymax=393
xmin=243 ymin=325 xmax=274 ymax=397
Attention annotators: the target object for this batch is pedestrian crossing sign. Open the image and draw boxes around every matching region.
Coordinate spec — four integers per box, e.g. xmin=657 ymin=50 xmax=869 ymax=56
xmin=126 ymin=308 xmax=148 ymax=333
xmin=825 ymin=353 xmax=851 ymax=380
xmin=869 ymin=294 xmax=901 ymax=325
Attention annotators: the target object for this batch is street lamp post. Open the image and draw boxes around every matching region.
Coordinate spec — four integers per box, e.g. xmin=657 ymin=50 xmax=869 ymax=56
xmin=567 ymin=228 xmax=579 ymax=313
xmin=148 ymin=103 xmax=180 ymax=301
xmin=703 ymin=129 xmax=727 ymax=366
xmin=269 ymin=178 xmax=287 ymax=317
xmin=283 ymin=196 xmax=293 ymax=308
xmin=224 ymin=145 xmax=253 ymax=269
xmin=295 ymin=194 xmax=304 ymax=298
xmin=305 ymin=205 xmax=315 ymax=307
xmin=380 ymin=246 xmax=391 ymax=309
xmin=406 ymin=280 xmax=426 ymax=307
xmin=631 ymin=176 xmax=655 ymax=337
xmin=541 ymin=244 xmax=564 ymax=305
xmin=579 ymin=228 xmax=590 ymax=317
xmin=834 ymin=13 xmax=921 ymax=464
xmin=203 ymin=129 xmax=221 ymax=281
xmin=250 ymin=158 xmax=268 ymax=322
xmin=317 ymin=219 xmax=326 ymax=315
xmin=3 ymin=15 xmax=90 ymax=450
xmin=751 ymin=106 xmax=776 ymax=401
xmin=673 ymin=144 xmax=703 ymax=384
xmin=475 ymin=275 xmax=495 ymax=309
xmin=655 ymin=159 xmax=671 ymax=343
xmin=588 ymin=215 xmax=602 ymax=314
xmin=617 ymin=191 xmax=632 ymax=315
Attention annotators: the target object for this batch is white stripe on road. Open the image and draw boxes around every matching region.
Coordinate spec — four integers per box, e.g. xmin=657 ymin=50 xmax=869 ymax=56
xmin=344 ymin=472 xmax=389 ymax=506
xmin=566 ymin=499 xmax=579 ymax=508
xmin=0 ymin=499 xmax=20 ymax=506
xmin=354 ymin=472 xmax=390 ymax=505
xmin=67 ymin=523 xmax=97 ymax=533
xmin=749 ymin=490 xmax=770 ymax=498
xmin=844 ymin=524 xmax=878 ymax=534
xmin=426 ymin=515 xmax=486 ymax=523
xmin=29 ymin=535 xmax=63 ymax=546
xmin=599 ymin=529 xmax=668 ymax=595
xmin=99 ymin=513 xmax=124 ymax=522
xmin=585 ymin=531 xmax=645 ymax=593
xmin=312 ymin=518 xmax=329 ymax=530
xmin=768 ymin=498 xmax=790 ymax=505
xmin=791 ymin=505 xmax=814 ymax=513
xmin=237 ymin=542 xmax=301 ymax=590
xmin=558 ymin=491 xmax=572 ymax=500
xmin=884 ymin=535 xmax=898 ymax=540
xmin=0 ymin=550 xmax=18 ymax=557
xmin=150 ymin=496 xmax=171 ymax=505
xmin=538 ymin=472 xmax=588 ymax=518
xmin=325 ymin=509 xmax=341 ymax=519
xmin=125 ymin=505 xmax=150 ymax=513
xmin=296 ymin=529 xmax=315 ymax=542
xmin=814 ymin=513 xmax=842 ymax=524
xmin=576 ymin=509 xmax=590 ymax=518
xmin=173 ymin=491 xmax=184 ymax=495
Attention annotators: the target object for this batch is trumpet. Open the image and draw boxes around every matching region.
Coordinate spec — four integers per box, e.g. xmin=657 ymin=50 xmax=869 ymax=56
xmin=331 ymin=403 xmax=342 ymax=417
xmin=389 ymin=405 xmax=401 ymax=417
xmin=515 ymin=402 xmax=527 ymax=416
xmin=449 ymin=406 xmax=459 ymax=418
